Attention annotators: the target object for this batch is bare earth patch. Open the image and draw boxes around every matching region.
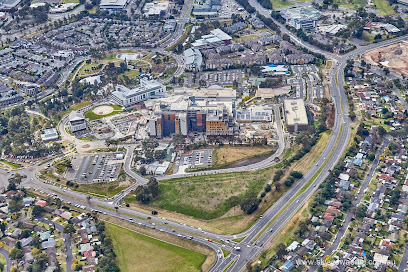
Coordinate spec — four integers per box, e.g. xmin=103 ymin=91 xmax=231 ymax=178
xmin=92 ymin=105 xmax=114 ymax=115
xmin=364 ymin=42 xmax=408 ymax=76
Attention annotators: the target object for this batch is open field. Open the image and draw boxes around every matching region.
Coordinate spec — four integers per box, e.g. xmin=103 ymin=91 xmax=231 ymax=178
xmin=84 ymin=105 xmax=123 ymax=120
xmin=334 ymin=0 xmax=367 ymax=9
xmin=373 ymin=0 xmax=394 ymax=15
xmin=271 ymin=0 xmax=293 ymax=8
xmin=106 ymin=223 xmax=207 ymax=272
xmin=213 ymin=145 xmax=275 ymax=167
xmin=60 ymin=0 xmax=79 ymax=3
xmin=153 ymin=167 xmax=275 ymax=220
xmin=75 ymin=179 xmax=130 ymax=198
xmin=233 ymin=34 xmax=259 ymax=43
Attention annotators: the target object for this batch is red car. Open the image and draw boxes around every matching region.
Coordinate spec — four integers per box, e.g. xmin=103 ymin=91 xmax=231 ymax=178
xmin=208 ymin=239 xmax=212 ymax=242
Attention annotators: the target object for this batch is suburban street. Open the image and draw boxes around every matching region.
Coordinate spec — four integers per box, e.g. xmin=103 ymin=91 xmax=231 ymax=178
xmin=308 ymin=136 xmax=391 ymax=271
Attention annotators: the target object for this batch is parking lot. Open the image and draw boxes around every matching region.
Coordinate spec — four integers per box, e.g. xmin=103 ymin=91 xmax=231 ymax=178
xmin=314 ymin=85 xmax=325 ymax=99
xmin=66 ymin=153 xmax=123 ymax=183
xmin=185 ymin=70 xmax=243 ymax=87
xmin=287 ymin=77 xmax=306 ymax=99
xmin=292 ymin=65 xmax=319 ymax=76
xmin=173 ymin=149 xmax=213 ymax=174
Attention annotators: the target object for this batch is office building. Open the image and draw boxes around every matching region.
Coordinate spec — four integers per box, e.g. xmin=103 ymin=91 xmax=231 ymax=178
xmin=99 ymin=0 xmax=129 ymax=9
xmin=192 ymin=0 xmax=221 ymax=17
xmin=41 ymin=128 xmax=59 ymax=142
xmin=68 ymin=111 xmax=87 ymax=133
xmin=280 ymin=6 xmax=321 ymax=30
xmin=184 ymin=48 xmax=203 ymax=71
xmin=192 ymin=29 xmax=232 ymax=49
xmin=111 ymin=77 xmax=166 ymax=108
xmin=143 ymin=2 xmax=169 ymax=16
xmin=283 ymin=99 xmax=308 ymax=132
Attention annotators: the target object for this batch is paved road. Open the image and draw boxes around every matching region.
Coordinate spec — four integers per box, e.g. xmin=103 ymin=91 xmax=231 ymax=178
xmin=42 ymin=219 xmax=73 ymax=272
xmin=399 ymin=244 xmax=408 ymax=272
xmin=0 ymin=248 xmax=11 ymax=272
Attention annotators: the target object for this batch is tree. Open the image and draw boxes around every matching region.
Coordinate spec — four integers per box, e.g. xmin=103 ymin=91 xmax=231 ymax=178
xmin=377 ymin=126 xmax=387 ymax=137
xmin=63 ymin=223 xmax=76 ymax=234
xmin=290 ymin=171 xmax=303 ymax=179
xmin=139 ymin=166 xmax=146 ymax=176
xmin=172 ymin=133 xmax=185 ymax=147
xmin=10 ymin=248 xmax=24 ymax=260
xmin=32 ymin=205 xmax=45 ymax=217
xmin=240 ymin=198 xmax=260 ymax=214
xmin=355 ymin=205 xmax=367 ymax=219
xmin=275 ymin=243 xmax=287 ymax=260
xmin=31 ymin=236 xmax=41 ymax=248
xmin=275 ymin=183 xmax=281 ymax=192
xmin=8 ymin=200 xmax=23 ymax=213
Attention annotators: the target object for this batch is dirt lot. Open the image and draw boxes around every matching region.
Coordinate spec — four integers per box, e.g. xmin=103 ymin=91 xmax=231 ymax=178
xmin=364 ymin=42 xmax=408 ymax=75
xmin=214 ymin=145 xmax=274 ymax=167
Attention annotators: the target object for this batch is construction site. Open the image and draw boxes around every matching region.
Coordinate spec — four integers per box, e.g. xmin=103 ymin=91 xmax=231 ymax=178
xmin=364 ymin=41 xmax=408 ymax=76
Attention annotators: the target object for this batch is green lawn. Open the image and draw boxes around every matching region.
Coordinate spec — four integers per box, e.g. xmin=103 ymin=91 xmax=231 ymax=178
xmin=373 ymin=0 xmax=394 ymax=15
xmin=118 ymin=69 xmax=140 ymax=80
xmin=106 ymin=223 xmax=206 ymax=272
xmin=60 ymin=0 xmax=79 ymax=3
xmin=84 ymin=105 xmax=123 ymax=120
xmin=54 ymin=101 xmax=92 ymax=122
xmin=335 ymin=0 xmax=367 ymax=10
xmin=0 ymin=159 xmax=22 ymax=169
xmin=233 ymin=34 xmax=259 ymax=43
xmin=74 ymin=179 xmax=128 ymax=198
xmin=271 ymin=0 xmax=294 ymax=9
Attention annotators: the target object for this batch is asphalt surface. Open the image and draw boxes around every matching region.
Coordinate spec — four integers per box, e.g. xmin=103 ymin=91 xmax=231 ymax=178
xmin=0 ymin=248 xmax=11 ymax=272
xmin=42 ymin=219 xmax=73 ymax=272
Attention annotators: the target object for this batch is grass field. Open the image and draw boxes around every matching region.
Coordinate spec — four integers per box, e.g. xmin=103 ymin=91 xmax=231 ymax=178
xmin=84 ymin=105 xmax=123 ymax=120
xmin=77 ymin=61 xmax=103 ymax=77
xmin=0 ymin=159 xmax=22 ymax=169
xmin=153 ymin=166 xmax=275 ymax=220
xmin=54 ymin=101 xmax=92 ymax=122
xmin=271 ymin=0 xmax=293 ymax=9
xmin=60 ymin=0 xmax=79 ymax=3
xmin=335 ymin=0 xmax=366 ymax=9
xmin=213 ymin=145 xmax=274 ymax=168
xmin=106 ymin=223 xmax=206 ymax=272
xmin=292 ymin=130 xmax=330 ymax=172
xmin=373 ymin=0 xmax=394 ymax=15
xmin=75 ymin=179 xmax=130 ymax=198
xmin=233 ymin=34 xmax=259 ymax=43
